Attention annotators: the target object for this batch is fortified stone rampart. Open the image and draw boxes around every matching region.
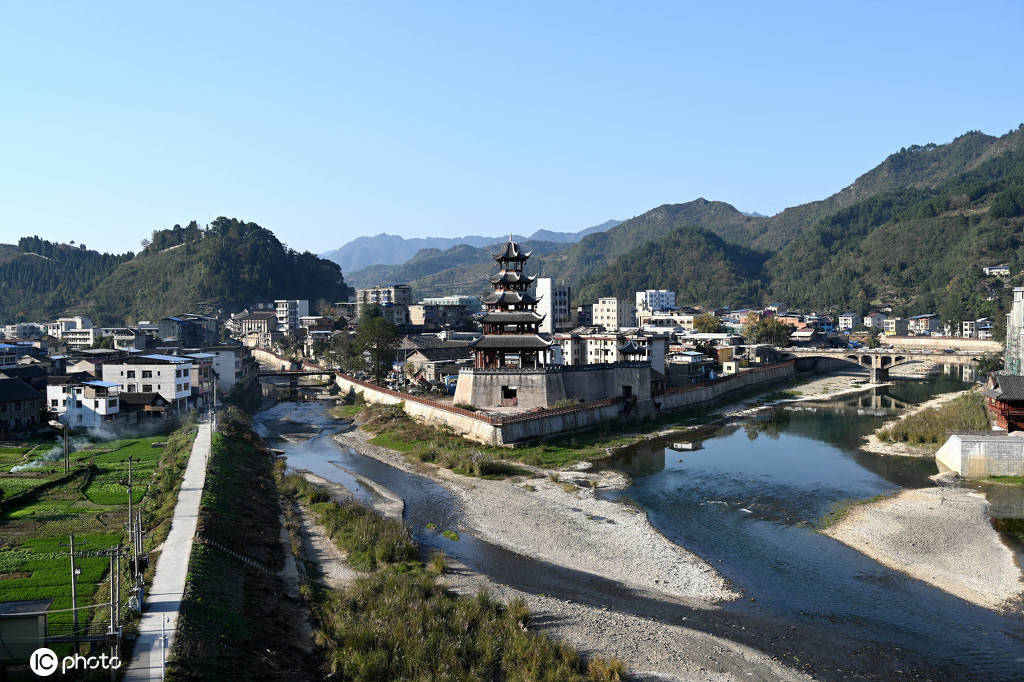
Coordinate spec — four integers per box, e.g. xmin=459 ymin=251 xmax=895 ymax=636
xmin=335 ymin=361 xmax=795 ymax=445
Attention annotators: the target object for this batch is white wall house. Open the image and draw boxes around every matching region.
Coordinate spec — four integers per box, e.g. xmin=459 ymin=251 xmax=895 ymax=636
xmin=101 ymin=354 xmax=193 ymax=410
xmin=635 ymin=290 xmax=676 ymax=313
xmin=837 ymin=313 xmax=861 ymax=331
xmin=593 ymin=297 xmax=635 ymax=331
xmin=275 ymin=299 xmax=310 ymax=333
xmin=863 ymin=312 xmax=887 ymax=329
xmin=535 ymin=278 xmax=572 ymax=334
xmin=46 ymin=380 xmax=120 ymax=427
xmin=202 ymin=344 xmax=254 ymax=392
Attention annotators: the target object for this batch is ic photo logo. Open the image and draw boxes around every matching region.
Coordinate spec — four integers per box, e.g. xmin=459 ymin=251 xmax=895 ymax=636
xmin=30 ymin=647 xmax=122 ymax=677
xmin=29 ymin=647 xmax=58 ymax=676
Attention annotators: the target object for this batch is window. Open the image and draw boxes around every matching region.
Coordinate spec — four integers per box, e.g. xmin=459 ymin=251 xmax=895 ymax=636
xmin=142 ymin=370 xmax=152 ymax=379
xmin=143 ymin=384 xmax=152 ymax=393
xmin=127 ymin=370 xmax=136 ymax=378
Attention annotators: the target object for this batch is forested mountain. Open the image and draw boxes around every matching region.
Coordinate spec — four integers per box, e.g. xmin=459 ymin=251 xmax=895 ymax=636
xmin=1 ymin=219 xmax=350 ymax=325
xmin=766 ymin=132 xmax=1024 ymax=322
xmin=566 ymin=127 xmax=1024 ymax=328
xmin=364 ymin=128 xmax=1024 ymax=296
xmin=0 ymin=238 xmax=133 ymax=322
xmin=350 ymin=239 xmax=571 ymax=297
xmin=321 ymin=220 xmax=621 ymax=273
xmin=574 ymin=226 xmax=768 ymax=307
xmin=72 ymin=218 xmax=350 ymax=324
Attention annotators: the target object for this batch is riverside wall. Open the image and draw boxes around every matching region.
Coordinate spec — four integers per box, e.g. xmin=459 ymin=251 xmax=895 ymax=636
xmin=935 ymin=434 xmax=1024 ymax=478
xmin=335 ymin=360 xmax=796 ymax=446
xmin=884 ymin=336 xmax=1001 ymax=353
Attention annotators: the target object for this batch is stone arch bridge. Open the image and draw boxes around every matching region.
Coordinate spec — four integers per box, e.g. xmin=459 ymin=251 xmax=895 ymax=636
xmin=784 ymin=348 xmax=980 ymax=382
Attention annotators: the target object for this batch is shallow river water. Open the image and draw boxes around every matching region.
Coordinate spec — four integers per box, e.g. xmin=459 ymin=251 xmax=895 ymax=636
xmin=255 ymin=371 xmax=1024 ymax=680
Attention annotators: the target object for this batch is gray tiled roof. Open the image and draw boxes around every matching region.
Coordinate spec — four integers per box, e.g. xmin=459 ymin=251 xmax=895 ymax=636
xmin=984 ymin=373 xmax=1024 ymax=401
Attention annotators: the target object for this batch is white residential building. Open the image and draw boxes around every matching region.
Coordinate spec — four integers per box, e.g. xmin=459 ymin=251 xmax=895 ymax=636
xmin=635 ymin=290 xmax=676 ymax=313
xmin=63 ymin=327 xmax=106 ymax=350
xmin=275 ymin=299 xmax=310 ymax=333
xmin=3 ymin=323 xmax=45 ymax=340
xmin=46 ymin=380 xmax=120 ymax=427
xmin=592 ymin=297 xmax=635 ymax=331
xmin=863 ymin=312 xmax=887 ymax=329
xmin=552 ymin=328 xmax=667 ymax=374
xmin=101 ymin=354 xmax=193 ymax=410
xmin=535 ymin=278 xmax=572 ymax=334
xmin=47 ymin=317 xmax=93 ymax=339
xmin=202 ymin=344 xmax=256 ymax=392
xmin=837 ymin=313 xmax=861 ymax=331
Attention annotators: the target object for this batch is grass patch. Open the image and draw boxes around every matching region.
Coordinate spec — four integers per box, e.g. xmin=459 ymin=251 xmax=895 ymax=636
xmin=819 ymin=494 xmax=888 ymax=529
xmin=986 ymin=476 xmax=1024 ymax=488
xmin=357 ymin=402 xmax=668 ymax=473
xmin=993 ymin=517 xmax=1024 ymax=543
xmin=441 ymin=529 xmax=459 ymax=541
xmin=878 ymin=391 xmax=988 ymax=444
xmin=281 ymin=472 xmax=416 ymax=571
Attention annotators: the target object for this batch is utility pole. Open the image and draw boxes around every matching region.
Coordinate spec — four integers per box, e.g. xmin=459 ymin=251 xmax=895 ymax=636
xmin=126 ymin=456 xmax=135 ymax=552
xmin=63 ymin=421 xmax=69 ymax=473
xmin=58 ymin=533 xmax=80 ymax=643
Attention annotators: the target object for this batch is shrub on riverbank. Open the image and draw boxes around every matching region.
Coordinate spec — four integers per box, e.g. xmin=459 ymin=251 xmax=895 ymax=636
xmin=315 ymin=569 xmax=624 ymax=681
xmin=282 ymin=472 xmax=416 ymax=571
xmin=284 ymin=476 xmax=625 ymax=680
xmin=878 ymin=392 xmax=989 ymax=444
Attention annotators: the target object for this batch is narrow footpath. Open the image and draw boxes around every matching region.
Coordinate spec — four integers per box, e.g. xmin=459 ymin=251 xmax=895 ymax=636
xmin=124 ymin=417 xmax=213 ymax=680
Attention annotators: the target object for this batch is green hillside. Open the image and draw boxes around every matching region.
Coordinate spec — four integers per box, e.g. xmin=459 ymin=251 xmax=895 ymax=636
xmin=71 ymin=217 xmax=350 ymax=325
xmin=767 ymin=135 xmax=1024 ymax=322
xmin=366 ymin=130 xmax=1019 ymax=294
xmin=574 ymin=225 xmax=768 ymax=307
xmin=0 ymin=238 xmax=133 ymax=322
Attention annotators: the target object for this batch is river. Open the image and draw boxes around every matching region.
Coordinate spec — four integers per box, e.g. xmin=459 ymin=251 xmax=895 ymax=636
xmin=254 ymin=370 xmax=1024 ymax=680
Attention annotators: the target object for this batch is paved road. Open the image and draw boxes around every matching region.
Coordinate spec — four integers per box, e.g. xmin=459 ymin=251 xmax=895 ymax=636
xmin=124 ymin=418 xmax=212 ymax=680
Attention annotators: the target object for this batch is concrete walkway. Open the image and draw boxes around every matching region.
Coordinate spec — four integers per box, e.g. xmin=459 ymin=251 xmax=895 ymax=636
xmin=124 ymin=418 xmax=213 ymax=680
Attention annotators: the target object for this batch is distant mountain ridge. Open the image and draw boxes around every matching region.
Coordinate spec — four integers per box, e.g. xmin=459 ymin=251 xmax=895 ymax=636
xmin=320 ymin=220 xmax=622 ymax=273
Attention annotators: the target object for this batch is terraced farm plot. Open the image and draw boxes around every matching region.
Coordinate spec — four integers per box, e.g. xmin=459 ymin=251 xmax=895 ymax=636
xmin=0 ymin=426 xmax=193 ymax=659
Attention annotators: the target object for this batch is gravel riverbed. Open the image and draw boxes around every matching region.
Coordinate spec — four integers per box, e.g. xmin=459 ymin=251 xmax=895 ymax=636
xmin=334 ymin=429 xmax=738 ymax=604
xmin=823 ymin=486 xmax=1024 ymax=611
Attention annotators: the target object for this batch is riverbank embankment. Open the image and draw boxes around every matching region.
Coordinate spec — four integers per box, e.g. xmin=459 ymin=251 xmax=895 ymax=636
xmin=823 ymin=486 xmax=1024 ymax=611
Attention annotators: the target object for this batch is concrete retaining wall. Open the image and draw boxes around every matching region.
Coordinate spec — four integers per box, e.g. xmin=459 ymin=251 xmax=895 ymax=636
xmin=885 ymin=336 xmax=1001 ymax=353
xmin=251 ymin=348 xmax=299 ymax=370
xmin=935 ymin=434 xmax=1024 ymax=478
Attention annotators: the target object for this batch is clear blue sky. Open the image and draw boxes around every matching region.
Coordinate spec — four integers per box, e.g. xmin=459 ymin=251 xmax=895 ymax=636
xmin=2 ymin=1 xmax=1022 ymax=257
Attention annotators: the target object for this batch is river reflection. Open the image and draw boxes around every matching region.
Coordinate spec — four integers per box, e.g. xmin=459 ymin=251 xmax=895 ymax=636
xmin=603 ymin=373 xmax=1024 ymax=679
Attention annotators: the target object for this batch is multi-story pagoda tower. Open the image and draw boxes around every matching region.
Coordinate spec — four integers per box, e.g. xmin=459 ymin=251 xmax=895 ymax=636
xmin=470 ymin=236 xmax=552 ymax=368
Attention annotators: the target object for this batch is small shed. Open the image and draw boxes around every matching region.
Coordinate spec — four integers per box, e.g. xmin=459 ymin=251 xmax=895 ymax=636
xmin=0 ymin=598 xmax=52 ymax=660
